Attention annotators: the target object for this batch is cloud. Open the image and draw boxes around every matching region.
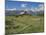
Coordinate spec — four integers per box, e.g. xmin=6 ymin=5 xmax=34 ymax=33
xmin=6 ymin=8 xmax=16 ymax=11
xmin=38 ymin=4 xmax=44 ymax=11
xmin=37 ymin=4 xmax=44 ymax=11
xmin=31 ymin=4 xmax=44 ymax=12
xmin=21 ymin=4 xmax=27 ymax=7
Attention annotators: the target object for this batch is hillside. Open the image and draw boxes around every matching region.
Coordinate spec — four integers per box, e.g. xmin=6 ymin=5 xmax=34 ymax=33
xmin=5 ymin=15 xmax=44 ymax=34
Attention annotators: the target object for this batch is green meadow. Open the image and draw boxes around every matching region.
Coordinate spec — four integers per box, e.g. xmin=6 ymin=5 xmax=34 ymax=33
xmin=5 ymin=15 xmax=44 ymax=34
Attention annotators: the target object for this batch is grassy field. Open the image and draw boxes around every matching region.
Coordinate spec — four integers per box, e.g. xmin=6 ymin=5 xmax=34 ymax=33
xmin=5 ymin=15 xmax=44 ymax=34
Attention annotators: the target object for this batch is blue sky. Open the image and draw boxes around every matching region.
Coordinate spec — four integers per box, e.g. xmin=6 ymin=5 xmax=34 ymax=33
xmin=5 ymin=0 xmax=44 ymax=11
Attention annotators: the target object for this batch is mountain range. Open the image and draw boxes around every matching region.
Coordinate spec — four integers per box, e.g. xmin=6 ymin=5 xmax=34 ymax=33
xmin=5 ymin=9 xmax=44 ymax=16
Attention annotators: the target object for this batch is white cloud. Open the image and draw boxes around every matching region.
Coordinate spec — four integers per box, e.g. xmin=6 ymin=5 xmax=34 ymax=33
xmin=38 ymin=4 xmax=44 ymax=11
xmin=31 ymin=4 xmax=44 ymax=12
xmin=37 ymin=4 xmax=44 ymax=11
xmin=21 ymin=4 xmax=27 ymax=7
xmin=6 ymin=8 xmax=16 ymax=11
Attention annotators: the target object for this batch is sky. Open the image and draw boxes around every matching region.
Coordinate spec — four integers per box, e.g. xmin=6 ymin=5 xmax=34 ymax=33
xmin=5 ymin=0 xmax=44 ymax=11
